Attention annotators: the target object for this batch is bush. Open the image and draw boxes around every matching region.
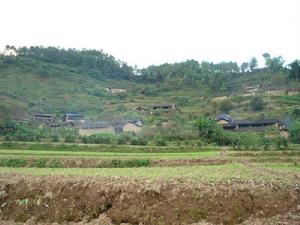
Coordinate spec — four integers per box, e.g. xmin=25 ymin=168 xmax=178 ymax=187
xmin=81 ymin=135 xmax=88 ymax=144
xmin=0 ymin=158 xmax=28 ymax=167
xmin=116 ymin=133 xmax=134 ymax=145
xmin=130 ymin=137 xmax=148 ymax=146
xmin=65 ymin=135 xmax=76 ymax=143
xmin=110 ymin=159 xmax=151 ymax=168
xmin=155 ymin=139 xmax=167 ymax=146
xmin=194 ymin=117 xmax=224 ymax=144
xmin=86 ymin=134 xmax=114 ymax=144
xmin=219 ymin=99 xmax=233 ymax=113
xmin=32 ymin=159 xmax=47 ymax=168
xmin=250 ymin=96 xmax=264 ymax=111
xmin=289 ymin=121 xmax=300 ymax=143
xmin=175 ymin=96 xmax=190 ymax=106
xmin=262 ymin=137 xmax=272 ymax=150
xmin=48 ymin=159 xmax=63 ymax=168
xmin=51 ymin=135 xmax=59 ymax=142
xmin=274 ymin=136 xmax=288 ymax=149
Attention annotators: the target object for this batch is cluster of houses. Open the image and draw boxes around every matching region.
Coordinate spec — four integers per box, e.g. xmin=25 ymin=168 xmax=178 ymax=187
xmin=136 ymin=103 xmax=180 ymax=113
xmin=243 ymin=85 xmax=299 ymax=96
xmin=79 ymin=120 xmax=142 ymax=136
xmin=34 ymin=113 xmax=143 ymax=136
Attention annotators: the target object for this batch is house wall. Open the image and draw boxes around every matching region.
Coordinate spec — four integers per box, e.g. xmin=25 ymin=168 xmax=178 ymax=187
xmin=79 ymin=126 xmax=115 ymax=136
xmin=217 ymin=120 xmax=229 ymax=125
xmin=105 ymin=88 xmax=127 ymax=94
xmin=122 ymin=123 xmax=142 ymax=134
xmin=111 ymin=89 xmax=127 ymax=94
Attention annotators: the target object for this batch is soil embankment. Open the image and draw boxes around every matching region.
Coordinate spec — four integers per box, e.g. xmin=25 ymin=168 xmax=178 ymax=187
xmin=0 ymin=175 xmax=299 ymax=225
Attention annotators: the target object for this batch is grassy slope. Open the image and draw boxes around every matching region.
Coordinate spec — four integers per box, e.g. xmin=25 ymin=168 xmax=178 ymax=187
xmin=0 ymin=61 xmax=299 ymax=124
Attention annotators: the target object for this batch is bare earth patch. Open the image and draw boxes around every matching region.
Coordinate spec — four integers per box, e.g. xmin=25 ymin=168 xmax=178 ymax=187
xmin=0 ymin=175 xmax=299 ymax=225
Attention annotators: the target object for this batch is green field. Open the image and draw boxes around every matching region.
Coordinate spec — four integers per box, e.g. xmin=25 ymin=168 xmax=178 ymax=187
xmin=0 ymin=149 xmax=219 ymax=159
xmin=0 ymin=162 xmax=299 ymax=183
xmin=0 ymin=144 xmax=299 ymax=185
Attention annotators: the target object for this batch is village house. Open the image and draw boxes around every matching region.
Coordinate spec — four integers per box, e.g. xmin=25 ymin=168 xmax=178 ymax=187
xmin=78 ymin=123 xmax=115 ymax=136
xmin=105 ymin=87 xmax=127 ymax=94
xmin=114 ymin=120 xmax=143 ymax=134
xmin=215 ymin=114 xmax=286 ymax=133
xmin=34 ymin=113 xmax=55 ymax=124
xmin=151 ymin=103 xmax=179 ymax=112
xmin=221 ymin=119 xmax=285 ymax=132
xmin=215 ymin=114 xmax=234 ymax=125
xmin=243 ymin=85 xmax=261 ymax=96
xmin=65 ymin=113 xmax=85 ymax=124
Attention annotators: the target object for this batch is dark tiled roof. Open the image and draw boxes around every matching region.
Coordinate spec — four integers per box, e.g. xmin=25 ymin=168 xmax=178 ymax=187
xmin=222 ymin=119 xmax=283 ymax=128
xmin=215 ymin=114 xmax=234 ymax=122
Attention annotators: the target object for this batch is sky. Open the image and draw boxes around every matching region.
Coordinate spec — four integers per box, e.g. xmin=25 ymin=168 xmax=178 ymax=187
xmin=0 ymin=0 xmax=299 ymax=68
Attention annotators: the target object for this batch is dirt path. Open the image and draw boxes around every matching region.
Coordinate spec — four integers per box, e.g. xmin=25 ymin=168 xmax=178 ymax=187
xmin=236 ymin=158 xmax=300 ymax=182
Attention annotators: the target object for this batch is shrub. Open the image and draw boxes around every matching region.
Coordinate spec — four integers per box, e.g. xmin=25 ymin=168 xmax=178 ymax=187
xmin=175 ymin=96 xmax=190 ymax=106
xmin=48 ymin=159 xmax=63 ymax=168
xmin=0 ymin=158 xmax=28 ymax=167
xmin=262 ymin=137 xmax=272 ymax=150
xmin=65 ymin=135 xmax=76 ymax=143
xmin=110 ymin=159 xmax=150 ymax=168
xmin=87 ymin=134 xmax=114 ymax=144
xmin=219 ymin=99 xmax=233 ymax=113
xmin=32 ymin=159 xmax=47 ymax=168
xmin=81 ymin=135 xmax=88 ymax=144
xmin=274 ymin=136 xmax=288 ymax=149
xmin=51 ymin=135 xmax=59 ymax=142
xmin=194 ymin=117 xmax=224 ymax=144
xmin=130 ymin=137 xmax=148 ymax=146
xmin=155 ymin=139 xmax=167 ymax=146
xmin=289 ymin=121 xmax=300 ymax=144
xmin=250 ymin=96 xmax=264 ymax=111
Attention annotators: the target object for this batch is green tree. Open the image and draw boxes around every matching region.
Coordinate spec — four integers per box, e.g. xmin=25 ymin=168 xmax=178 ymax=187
xmin=249 ymin=57 xmax=258 ymax=71
xmin=250 ymin=96 xmax=264 ymax=111
xmin=240 ymin=62 xmax=249 ymax=73
xmin=288 ymin=60 xmax=300 ymax=81
xmin=262 ymin=53 xmax=284 ymax=73
xmin=194 ymin=117 xmax=223 ymax=143
xmin=289 ymin=121 xmax=300 ymax=143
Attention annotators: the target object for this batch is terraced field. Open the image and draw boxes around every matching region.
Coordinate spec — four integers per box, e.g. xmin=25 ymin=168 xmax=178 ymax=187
xmin=0 ymin=143 xmax=300 ymax=225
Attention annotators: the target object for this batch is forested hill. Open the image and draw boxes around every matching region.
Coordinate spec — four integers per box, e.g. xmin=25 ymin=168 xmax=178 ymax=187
xmin=0 ymin=45 xmax=300 ymax=120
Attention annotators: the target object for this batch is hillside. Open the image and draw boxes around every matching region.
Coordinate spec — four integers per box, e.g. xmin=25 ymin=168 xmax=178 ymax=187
xmin=0 ymin=46 xmax=300 ymax=126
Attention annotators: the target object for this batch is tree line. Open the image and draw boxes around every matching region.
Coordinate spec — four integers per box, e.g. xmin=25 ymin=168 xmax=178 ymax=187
xmin=1 ymin=45 xmax=300 ymax=83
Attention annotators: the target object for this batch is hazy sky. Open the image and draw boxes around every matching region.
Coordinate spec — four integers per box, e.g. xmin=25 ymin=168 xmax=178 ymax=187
xmin=1 ymin=0 xmax=299 ymax=68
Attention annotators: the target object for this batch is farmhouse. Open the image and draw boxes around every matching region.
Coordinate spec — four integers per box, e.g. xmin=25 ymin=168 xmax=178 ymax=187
xmin=115 ymin=120 xmax=143 ymax=134
xmin=152 ymin=103 xmax=178 ymax=111
xmin=105 ymin=87 xmax=127 ymax=94
xmin=79 ymin=123 xmax=115 ymax=136
xmin=243 ymin=85 xmax=261 ymax=95
xmin=222 ymin=119 xmax=285 ymax=132
xmin=65 ymin=113 xmax=85 ymax=123
xmin=215 ymin=114 xmax=234 ymax=125
xmin=34 ymin=113 xmax=55 ymax=124
xmin=136 ymin=106 xmax=147 ymax=112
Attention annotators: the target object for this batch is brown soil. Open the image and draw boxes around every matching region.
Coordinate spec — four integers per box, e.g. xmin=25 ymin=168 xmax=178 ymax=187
xmin=0 ymin=175 xmax=299 ymax=225
xmin=151 ymin=158 xmax=231 ymax=166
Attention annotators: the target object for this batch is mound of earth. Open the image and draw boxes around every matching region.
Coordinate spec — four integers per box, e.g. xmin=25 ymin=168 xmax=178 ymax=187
xmin=0 ymin=175 xmax=299 ymax=225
